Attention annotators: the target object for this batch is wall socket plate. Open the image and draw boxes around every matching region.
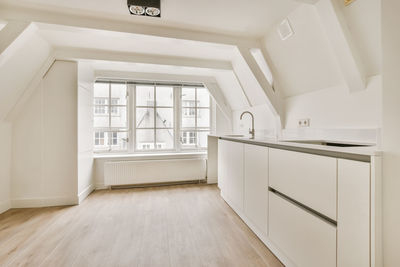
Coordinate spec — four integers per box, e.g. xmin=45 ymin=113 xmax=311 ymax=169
xmin=298 ymin=118 xmax=310 ymax=127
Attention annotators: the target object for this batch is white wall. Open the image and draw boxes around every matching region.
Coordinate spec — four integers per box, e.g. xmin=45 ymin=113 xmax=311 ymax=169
xmin=284 ymin=75 xmax=382 ymax=129
xmin=382 ymin=1 xmax=400 ymax=266
xmin=0 ymin=122 xmax=11 ymax=213
xmin=232 ymin=104 xmax=277 ymax=138
xmin=77 ymin=62 xmax=94 ymax=203
xmin=11 ymin=60 xmax=78 ymax=207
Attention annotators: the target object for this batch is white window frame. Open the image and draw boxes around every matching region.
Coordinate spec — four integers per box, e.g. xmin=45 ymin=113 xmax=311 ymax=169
xmin=94 ymin=80 xmax=213 ymax=154
xmin=93 ymin=81 xmax=129 ymax=152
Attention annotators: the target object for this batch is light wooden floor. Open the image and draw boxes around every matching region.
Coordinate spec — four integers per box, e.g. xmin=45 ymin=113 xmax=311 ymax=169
xmin=0 ymin=184 xmax=283 ymax=267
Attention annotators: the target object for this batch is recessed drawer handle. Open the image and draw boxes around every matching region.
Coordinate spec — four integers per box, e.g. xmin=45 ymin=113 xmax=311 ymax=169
xmin=268 ymin=187 xmax=337 ymax=227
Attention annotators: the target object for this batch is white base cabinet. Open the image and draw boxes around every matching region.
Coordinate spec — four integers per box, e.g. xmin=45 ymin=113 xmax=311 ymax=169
xmin=217 ymin=139 xmax=380 ymax=267
xmin=217 ymin=140 xmax=244 ymax=212
xmin=269 ymin=191 xmax=337 ymax=267
xmin=244 ymin=144 xmax=269 ymax=234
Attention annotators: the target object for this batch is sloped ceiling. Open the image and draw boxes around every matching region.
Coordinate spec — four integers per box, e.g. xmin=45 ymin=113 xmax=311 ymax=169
xmin=0 ymin=0 xmax=300 ymax=37
xmin=338 ymin=0 xmax=381 ymax=76
xmin=264 ymin=4 xmax=343 ymax=97
xmin=0 ymin=26 xmax=51 ymax=120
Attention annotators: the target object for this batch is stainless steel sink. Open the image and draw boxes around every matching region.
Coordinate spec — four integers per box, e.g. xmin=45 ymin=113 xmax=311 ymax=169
xmin=225 ymin=134 xmax=245 ymax=138
xmin=284 ymin=140 xmax=374 ymax=147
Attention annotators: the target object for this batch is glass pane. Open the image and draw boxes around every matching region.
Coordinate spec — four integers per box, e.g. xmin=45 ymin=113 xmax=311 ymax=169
xmin=136 ymin=85 xmax=154 ymax=106
xmin=111 ymin=83 xmax=127 ymax=105
xmin=197 ymin=131 xmax=210 ymax=148
xmin=197 ymin=109 xmax=210 ymax=128
xmin=197 ymin=88 xmax=210 ymax=107
xmin=136 ymin=108 xmax=154 ymax=128
xmin=180 ymin=131 xmax=196 ymax=147
xmin=156 ymin=108 xmax=174 ymax=128
xmin=110 ymin=106 xmax=127 ymax=128
xmin=93 ymin=107 xmax=109 ymax=128
xmin=156 ymin=86 xmax=173 ymax=106
xmin=94 ymin=131 xmax=109 ymax=151
xmin=94 ymin=82 xmax=109 ymax=100
xmin=110 ymin=132 xmax=128 ymax=151
xmin=181 ymin=87 xmax=195 ymax=105
xmin=156 ymin=129 xmax=174 ymax=150
xmin=181 ymin=108 xmax=195 ymax=128
xmin=136 ymin=129 xmax=154 ymax=150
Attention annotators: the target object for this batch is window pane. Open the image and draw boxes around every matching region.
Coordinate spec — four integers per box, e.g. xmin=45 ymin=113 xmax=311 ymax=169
xmin=110 ymin=132 xmax=128 ymax=151
xmin=197 ymin=88 xmax=210 ymax=107
xmin=136 ymin=85 xmax=154 ymax=106
xmin=136 ymin=129 xmax=154 ymax=150
xmin=180 ymin=131 xmax=196 ymax=146
xmin=94 ymin=82 xmax=109 ymax=99
xmin=136 ymin=108 xmax=154 ymax=128
xmin=111 ymin=106 xmax=128 ymax=128
xmin=181 ymin=87 xmax=195 ymax=103
xmin=181 ymin=109 xmax=195 ymax=128
xmin=197 ymin=131 xmax=210 ymax=148
xmin=197 ymin=109 xmax=210 ymax=128
xmin=94 ymin=107 xmax=109 ymax=128
xmin=94 ymin=131 xmax=109 ymax=151
xmin=156 ymin=129 xmax=174 ymax=149
xmin=111 ymin=83 xmax=127 ymax=105
xmin=156 ymin=86 xmax=173 ymax=106
xmin=156 ymin=108 xmax=173 ymax=128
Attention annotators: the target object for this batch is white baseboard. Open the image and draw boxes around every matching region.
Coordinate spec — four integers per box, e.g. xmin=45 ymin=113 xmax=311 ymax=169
xmin=0 ymin=199 xmax=11 ymax=214
xmin=95 ymin=183 xmax=109 ymax=190
xmin=11 ymin=196 xmax=77 ymax=208
xmin=78 ymin=184 xmax=94 ymax=204
xmin=207 ymin=177 xmax=218 ymax=184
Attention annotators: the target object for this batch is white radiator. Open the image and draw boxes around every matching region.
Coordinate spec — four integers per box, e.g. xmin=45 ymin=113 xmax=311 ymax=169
xmin=104 ymin=158 xmax=207 ymax=186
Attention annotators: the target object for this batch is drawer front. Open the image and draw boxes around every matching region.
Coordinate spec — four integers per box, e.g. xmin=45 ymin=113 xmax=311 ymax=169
xmin=269 ymin=191 xmax=337 ymax=267
xmin=269 ymin=148 xmax=337 ymax=220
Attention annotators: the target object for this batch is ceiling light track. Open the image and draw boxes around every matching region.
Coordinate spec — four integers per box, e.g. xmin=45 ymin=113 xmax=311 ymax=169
xmin=127 ymin=0 xmax=161 ymax=17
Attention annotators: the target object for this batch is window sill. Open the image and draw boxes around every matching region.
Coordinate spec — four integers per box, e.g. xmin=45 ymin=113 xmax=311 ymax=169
xmin=93 ymin=151 xmax=207 ymax=161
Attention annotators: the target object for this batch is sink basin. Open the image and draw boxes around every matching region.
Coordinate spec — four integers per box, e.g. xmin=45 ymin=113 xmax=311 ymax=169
xmin=225 ymin=134 xmax=245 ymax=138
xmin=284 ymin=140 xmax=374 ymax=147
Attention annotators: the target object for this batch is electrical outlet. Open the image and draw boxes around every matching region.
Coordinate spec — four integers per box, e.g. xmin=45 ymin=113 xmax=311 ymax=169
xmin=298 ymin=118 xmax=310 ymax=128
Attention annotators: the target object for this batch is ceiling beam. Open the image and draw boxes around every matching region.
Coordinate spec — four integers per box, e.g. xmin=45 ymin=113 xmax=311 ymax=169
xmin=0 ymin=3 xmax=260 ymax=48
xmin=237 ymin=46 xmax=281 ymax=117
xmin=0 ymin=20 xmax=35 ymax=66
xmin=315 ymin=0 xmax=366 ymax=92
xmin=54 ymin=47 xmax=233 ymax=70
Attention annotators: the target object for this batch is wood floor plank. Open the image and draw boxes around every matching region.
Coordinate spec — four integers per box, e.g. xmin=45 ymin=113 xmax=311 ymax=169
xmin=0 ymin=184 xmax=283 ymax=267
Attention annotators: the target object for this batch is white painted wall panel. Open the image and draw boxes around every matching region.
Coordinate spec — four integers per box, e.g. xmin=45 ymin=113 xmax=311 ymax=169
xmin=0 ymin=122 xmax=11 ymax=213
xmin=77 ymin=63 xmax=94 ymax=201
xmin=11 ymin=61 xmax=78 ymax=206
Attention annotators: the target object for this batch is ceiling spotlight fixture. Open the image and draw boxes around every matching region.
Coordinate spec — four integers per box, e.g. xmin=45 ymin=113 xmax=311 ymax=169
xmin=128 ymin=0 xmax=161 ymax=17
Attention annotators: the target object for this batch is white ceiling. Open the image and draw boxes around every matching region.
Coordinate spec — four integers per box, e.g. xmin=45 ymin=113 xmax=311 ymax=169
xmin=0 ymin=0 xmax=300 ymax=37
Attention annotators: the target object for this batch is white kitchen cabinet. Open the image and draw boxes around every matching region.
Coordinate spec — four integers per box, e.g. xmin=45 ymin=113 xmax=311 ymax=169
xmin=269 ymin=148 xmax=337 ymax=220
xmin=227 ymin=141 xmax=244 ymax=211
xmin=337 ymin=159 xmax=370 ymax=267
xmin=217 ymin=139 xmax=244 ymax=212
xmin=217 ymin=139 xmax=229 ymax=194
xmin=244 ymin=144 xmax=269 ymax=234
xmin=269 ymin=191 xmax=337 ymax=267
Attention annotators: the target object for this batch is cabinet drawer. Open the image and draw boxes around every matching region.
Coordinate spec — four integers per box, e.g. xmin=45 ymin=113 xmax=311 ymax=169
xmin=269 ymin=148 xmax=337 ymax=220
xmin=269 ymin=191 xmax=336 ymax=267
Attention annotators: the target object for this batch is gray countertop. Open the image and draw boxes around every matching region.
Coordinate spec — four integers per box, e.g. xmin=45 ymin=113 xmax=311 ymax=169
xmin=214 ymin=135 xmax=381 ymax=162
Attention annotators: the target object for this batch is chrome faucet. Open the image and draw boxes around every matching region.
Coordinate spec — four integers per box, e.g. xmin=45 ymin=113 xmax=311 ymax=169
xmin=240 ymin=111 xmax=255 ymax=139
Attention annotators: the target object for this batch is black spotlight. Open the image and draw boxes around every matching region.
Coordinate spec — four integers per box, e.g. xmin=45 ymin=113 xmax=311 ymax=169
xmin=127 ymin=0 xmax=161 ymax=17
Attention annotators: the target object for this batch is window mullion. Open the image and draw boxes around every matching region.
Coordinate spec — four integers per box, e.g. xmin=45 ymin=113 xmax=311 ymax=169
xmin=153 ymin=85 xmax=156 ymax=150
xmin=108 ymin=82 xmax=112 ymax=151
